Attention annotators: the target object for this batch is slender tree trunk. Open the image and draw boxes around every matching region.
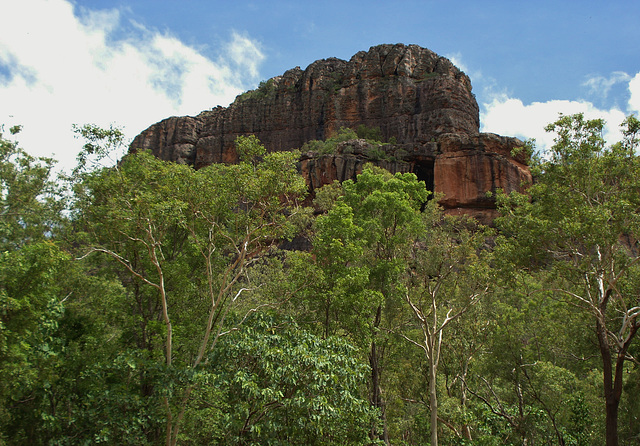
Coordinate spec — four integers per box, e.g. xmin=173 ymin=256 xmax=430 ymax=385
xmin=429 ymin=353 xmax=438 ymax=446
xmin=369 ymin=305 xmax=389 ymax=444
xmin=596 ymin=317 xmax=619 ymax=446
xmin=370 ymin=341 xmax=389 ymax=444
xmin=460 ymin=360 xmax=472 ymax=441
xmin=324 ymin=295 xmax=330 ymax=339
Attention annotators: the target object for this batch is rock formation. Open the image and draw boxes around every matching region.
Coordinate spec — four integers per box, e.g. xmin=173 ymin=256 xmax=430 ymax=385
xmin=130 ymin=44 xmax=531 ymax=222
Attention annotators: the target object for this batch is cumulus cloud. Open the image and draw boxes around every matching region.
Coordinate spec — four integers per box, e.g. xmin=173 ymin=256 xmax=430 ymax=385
xmin=629 ymin=72 xmax=640 ymax=115
xmin=480 ymin=69 xmax=640 ymax=153
xmin=445 ymin=53 xmax=639 ymax=154
xmin=480 ymin=95 xmax=628 ymax=151
xmin=0 ymin=0 xmax=265 ymax=171
xmin=225 ymin=32 xmax=265 ymax=79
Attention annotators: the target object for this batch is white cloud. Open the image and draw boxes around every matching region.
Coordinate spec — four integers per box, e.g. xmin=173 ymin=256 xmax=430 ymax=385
xmin=583 ymin=71 xmax=631 ymax=99
xmin=225 ymin=32 xmax=265 ymax=79
xmin=446 ymin=52 xmax=468 ymax=73
xmin=481 ymin=69 xmax=640 ymax=154
xmin=447 ymin=53 xmax=639 ymax=153
xmin=629 ymin=72 xmax=640 ymax=115
xmin=0 ymin=0 xmax=265 ymax=172
xmin=481 ymin=95 xmax=628 ymax=151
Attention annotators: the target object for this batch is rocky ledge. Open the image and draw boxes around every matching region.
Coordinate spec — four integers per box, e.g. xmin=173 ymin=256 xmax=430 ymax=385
xmin=130 ymin=44 xmax=531 ymax=223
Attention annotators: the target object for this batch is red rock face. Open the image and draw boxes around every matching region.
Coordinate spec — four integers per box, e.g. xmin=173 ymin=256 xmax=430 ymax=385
xmin=130 ymin=44 xmax=531 ymax=221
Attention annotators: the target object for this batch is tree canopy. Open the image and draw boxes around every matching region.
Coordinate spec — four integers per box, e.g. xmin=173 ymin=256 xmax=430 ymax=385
xmin=2 ymin=117 xmax=640 ymax=445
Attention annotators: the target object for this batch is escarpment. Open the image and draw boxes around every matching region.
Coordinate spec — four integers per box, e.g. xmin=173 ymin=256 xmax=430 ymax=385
xmin=130 ymin=44 xmax=531 ymax=222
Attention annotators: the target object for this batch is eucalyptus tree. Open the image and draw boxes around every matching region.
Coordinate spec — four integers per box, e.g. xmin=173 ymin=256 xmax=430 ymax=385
xmin=308 ymin=166 xmax=428 ymax=443
xmin=401 ymin=200 xmax=492 ymax=446
xmin=465 ymin=275 xmax=600 ymax=445
xmin=0 ymin=126 xmax=71 ymax=443
xmin=0 ymin=125 xmax=65 ymax=250
xmin=75 ymin=134 xmax=307 ymax=445
xmin=496 ymin=113 xmax=640 ymax=446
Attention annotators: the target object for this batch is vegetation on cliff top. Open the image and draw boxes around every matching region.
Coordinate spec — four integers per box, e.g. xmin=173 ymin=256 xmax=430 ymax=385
xmin=301 ymin=125 xmax=402 ymax=162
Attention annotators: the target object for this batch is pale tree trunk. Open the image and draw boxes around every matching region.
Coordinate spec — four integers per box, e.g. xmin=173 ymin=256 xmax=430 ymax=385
xmin=78 ymin=241 xmax=177 ymax=446
xmin=167 ymin=237 xmax=254 ymax=446
xmin=427 ymin=313 xmax=443 ymax=446
xmin=460 ymin=359 xmax=473 ymax=441
xmin=428 ymin=347 xmax=439 ymax=446
xmin=404 ymin=285 xmax=485 ymax=446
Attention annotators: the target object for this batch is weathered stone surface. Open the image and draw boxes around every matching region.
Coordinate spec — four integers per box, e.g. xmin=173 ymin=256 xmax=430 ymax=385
xmin=434 ymin=133 xmax=531 ymax=207
xmin=299 ymin=139 xmax=414 ymax=193
xmin=131 ymin=44 xmax=478 ymax=164
xmin=130 ymin=44 xmax=531 ymax=222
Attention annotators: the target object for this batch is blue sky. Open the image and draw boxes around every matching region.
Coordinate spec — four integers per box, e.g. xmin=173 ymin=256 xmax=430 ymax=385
xmin=1 ymin=0 xmax=639 ymax=171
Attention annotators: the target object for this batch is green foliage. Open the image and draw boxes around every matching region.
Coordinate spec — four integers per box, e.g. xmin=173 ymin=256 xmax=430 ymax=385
xmin=307 ymin=198 xmax=380 ymax=342
xmin=326 ymin=71 xmax=345 ymax=93
xmin=203 ymin=314 xmax=381 ymax=445
xmin=72 ymin=123 xmax=126 ymax=175
xmin=312 ymin=180 xmax=344 ymax=212
xmin=304 ymin=166 xmax=429 ymax=339
xmin=510 ymin=138 xmax=535 ymax=163
xmin=301 ymin=127 xmax=358 ymax=154
xmin=355 ymin=124 xmax=383 ymax=142
xmin=73 ymin=133 xmax=308 ymax=445
xmin=235 ymin=134 xmax=266 ymax=163
xmin=496 ymin=113 xmax=640 ymax=445
xmin=299 ymin=166 xmax=431 ymax=440
xmin=0 ymin=127 xmax=76 ymax=444
xmin=234 ymin=78 xmax=278 ymax=103
xmin=0 ymin=242 xmax=69 ymax=441
xmin=301 ymin=125 xmax=391 ymax=158
xmin=364 ymin=145 xmax=387 ymax=161
xmin=468 ymin=278 xmax=601 ymax=445
xmin=4 ymin=114 xmax=640 ymax=445
xmin=0 ymin=128 xmax=65 ymax=250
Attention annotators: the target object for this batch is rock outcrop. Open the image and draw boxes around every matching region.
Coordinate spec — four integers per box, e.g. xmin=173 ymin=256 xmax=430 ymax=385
xmin=130 ymin=44 xmax=531 ymax=222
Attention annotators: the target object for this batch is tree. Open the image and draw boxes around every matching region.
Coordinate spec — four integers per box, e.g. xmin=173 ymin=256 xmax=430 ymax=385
xmin=307 ymin=189 xmax=378 ymax=341
xmin=200 ymin=313 xmax=381 ymax=445
xmin=402 ymin=202 xmax=492 ymax=446
xmin=0 ymin=241 xmax=70 ymax=443
xmin=307 ymin=166 xmax=428 ymax=443
xmin=0 ymin=126 xmax=73 ymax=444
xmin=310 ymin=167 xmax=494 ymax=445
xmin=75 ymin=133 xmax=307 ymax=445
xmin=0 ymin=125 xmax=64 ymax=250
xmin=465 ymin=276 xmax=600 ymax=445
xmin=496 ymin=113 xmax=640 ymax=445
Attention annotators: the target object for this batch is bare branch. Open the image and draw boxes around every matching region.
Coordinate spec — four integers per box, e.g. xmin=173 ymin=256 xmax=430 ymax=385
xmin=77 ymin=247 xmax=160 ymax=290
xmin=462 ymin=376 xmax=515 ymax=427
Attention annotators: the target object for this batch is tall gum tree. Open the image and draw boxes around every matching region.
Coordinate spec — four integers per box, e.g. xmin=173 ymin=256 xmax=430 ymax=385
xmin=495 ymin=113 xmax=640 ymax=446
xmin=310 ymin=166 xmax=428 ymax=444
xmin=75 ymin=133 xmax=307 ymax=446
xmin=403 ymin=202 xmax=492 ymax=446
xmin=0 ymin=126 xmax=70 ymax=441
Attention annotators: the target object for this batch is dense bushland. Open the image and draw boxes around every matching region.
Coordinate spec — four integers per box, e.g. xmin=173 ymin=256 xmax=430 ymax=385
xmin=1 ymin=115 xmax=639 ymax=445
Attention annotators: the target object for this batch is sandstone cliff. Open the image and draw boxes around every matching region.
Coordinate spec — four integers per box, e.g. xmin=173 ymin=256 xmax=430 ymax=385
xmin=130 ymin=44 xmax=531 ymax=222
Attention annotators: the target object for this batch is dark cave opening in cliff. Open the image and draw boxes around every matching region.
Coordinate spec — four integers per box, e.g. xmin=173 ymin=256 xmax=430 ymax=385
xmin=413 ymin=159 xmax=434 ymax=197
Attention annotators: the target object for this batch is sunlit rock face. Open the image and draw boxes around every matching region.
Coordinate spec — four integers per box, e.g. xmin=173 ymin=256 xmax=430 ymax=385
xmin=130 ymin=44 xmax=531 ymax=222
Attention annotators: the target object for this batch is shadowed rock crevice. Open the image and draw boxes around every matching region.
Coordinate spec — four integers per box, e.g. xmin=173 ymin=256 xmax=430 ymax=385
xmin=130 ymin=44 xmax=531 ymax=223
